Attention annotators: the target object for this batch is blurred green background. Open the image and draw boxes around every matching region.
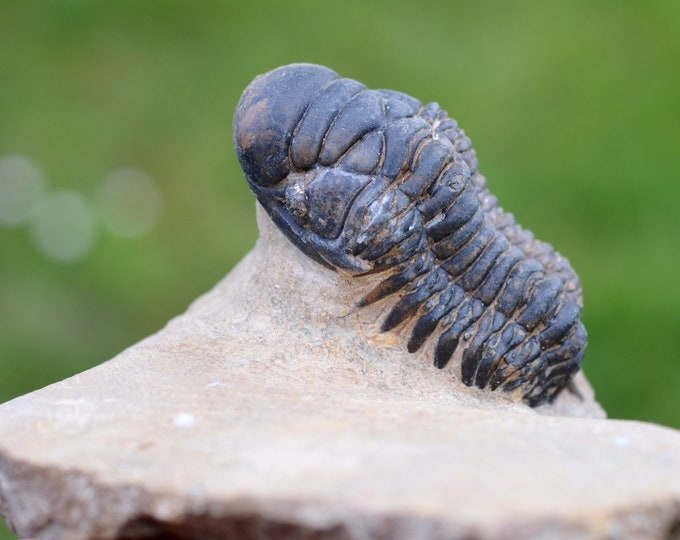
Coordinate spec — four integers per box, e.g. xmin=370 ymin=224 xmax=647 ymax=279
xmin=1 ymin=1 xmax=679 ymax=537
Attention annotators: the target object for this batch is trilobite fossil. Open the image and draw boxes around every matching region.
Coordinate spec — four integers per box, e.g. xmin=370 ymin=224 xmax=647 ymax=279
xmin=233 ymin=63 xmax=586 ymax=407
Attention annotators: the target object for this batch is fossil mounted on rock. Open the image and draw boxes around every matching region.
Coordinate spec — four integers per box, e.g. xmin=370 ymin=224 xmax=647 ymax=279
xmin=233 ymin=63 xmax=586 ymax=407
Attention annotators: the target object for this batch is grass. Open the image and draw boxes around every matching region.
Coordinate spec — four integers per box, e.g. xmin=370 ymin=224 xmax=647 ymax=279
xmin=1 ymin=2 xmax=679 ymax=537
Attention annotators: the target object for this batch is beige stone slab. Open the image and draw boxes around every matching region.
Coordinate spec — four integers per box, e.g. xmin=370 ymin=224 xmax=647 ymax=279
xmin=1 ymin=207 xmax=679 ymax=539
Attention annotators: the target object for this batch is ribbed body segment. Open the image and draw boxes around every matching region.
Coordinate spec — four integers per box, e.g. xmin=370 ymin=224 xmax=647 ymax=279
xmin=233 ymin=63 xmax=586 ymax=407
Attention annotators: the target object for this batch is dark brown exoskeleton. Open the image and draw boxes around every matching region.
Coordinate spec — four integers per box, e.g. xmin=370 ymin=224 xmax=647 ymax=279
xmin=233 ymin=63 xmax=586 ymax=406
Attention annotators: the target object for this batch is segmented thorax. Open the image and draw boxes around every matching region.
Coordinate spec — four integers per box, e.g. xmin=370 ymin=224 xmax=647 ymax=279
xmin=233 ymin=63 xmax=586 ymax=407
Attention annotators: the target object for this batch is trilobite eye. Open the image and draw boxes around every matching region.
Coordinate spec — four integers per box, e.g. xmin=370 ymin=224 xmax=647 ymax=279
xmin=305 ymin=169 xmax=370 ymax=239
xmin=284 ymin=181 xmax=309 ymax=221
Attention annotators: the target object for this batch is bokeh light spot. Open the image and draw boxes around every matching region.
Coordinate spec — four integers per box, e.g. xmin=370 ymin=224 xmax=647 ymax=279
xmin=29 ymin=191 xmax=98 ymax=262
xmin=95 ymin=168 xmax=162 ymax=238
xmin=0 ymin=154 xmax=46 ymax=227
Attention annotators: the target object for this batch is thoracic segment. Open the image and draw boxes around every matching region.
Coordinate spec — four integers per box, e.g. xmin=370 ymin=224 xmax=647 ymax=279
xmin=233 ymin=63 xmax=586 ymax=406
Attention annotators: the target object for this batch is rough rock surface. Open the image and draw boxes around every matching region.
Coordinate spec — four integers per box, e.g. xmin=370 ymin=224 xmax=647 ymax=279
xmin=0 ymin=206 xmax=679 ymax=540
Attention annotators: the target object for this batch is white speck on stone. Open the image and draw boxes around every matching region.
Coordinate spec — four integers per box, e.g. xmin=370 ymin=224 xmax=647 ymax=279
xmin=613 ymin=435 xmax=632 ymax=446
xmin=171 ymin=413 xmax=196 ymax=427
